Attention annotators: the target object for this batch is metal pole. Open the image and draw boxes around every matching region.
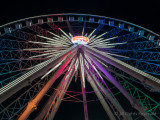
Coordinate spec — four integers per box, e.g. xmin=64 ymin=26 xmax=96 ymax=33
xmin=84 ymin=63 xmax=130 ymax=120
xmin=0 ymin=46 xmax=77 ymax=104
xmin=79 ymin=54 xmax=89 ymax=120
xmin=18 ymin=54 xmax=74 ymax=120
xmin=85 ymin=51 xmax=153 ymax=120
xmin=86 ymin=70 xmax=116 ymax=120
xmin=44 ymin=60 xmax=76 ymax=120
xmin=84 ymin=46 xmax=160 ymax=91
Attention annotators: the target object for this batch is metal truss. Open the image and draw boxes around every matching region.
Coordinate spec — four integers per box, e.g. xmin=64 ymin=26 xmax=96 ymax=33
xmin=104 ymin=27 xmax=122 ymax=39
xmin=114 ymin=73 xmax=160 ymax=119
xmin=84 ymin=56 xmax=129 ymax=120
xmin=98 ymin=50 xmax=160 ymax=75
xmin=110 ymin=32 xmax=140 ymax=43
xmin=115 ymin=40 xmax=160 ymax=50
xmin=0 ymin=59 xmax=42 ymax=76
xmin=0 ymin=74 xmax=51 ymax=120
xmin=0 ymin=14 xmax=160 ymax=120
xmin=94 ymin=23 xmax=105 ymax=35
xmin=107 ymin=49 xmax=160 ymax=61
xmin=40 ymin=56 xmax=76 ymax=120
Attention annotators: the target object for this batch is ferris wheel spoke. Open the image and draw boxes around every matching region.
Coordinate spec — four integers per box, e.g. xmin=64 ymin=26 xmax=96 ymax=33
xmin=103 ymin=52 xmax=130 ymax=59
xmin=59 ymin=28 xmax=72 ymax=41
xmin=93 ymin=31 xmax=108 ymax=39
xmin=106 ymin=66 xmax=154 ymax=89
xmin=47 ymin=20 xmax=60 ymax=34
xmin=0 ymin=45 xmax=77 ymax=104
xmin=22 ymin=53 xmax=76 ymax=120
xmin=0 ymin=14 xmax=160 ymax=120
xmin=99 ymin=49 xmax=160 ymax=61
xmin=108 ymin=56 xmax=160 ymax=76
xmin=79 ymin=54 xmax=89 ymax=120
xmin=84 ymin=54 xmax=106 ymax=85
xmin=28 ymin=40 xmax=71 ymax=48
xmin=85 ymin=51 xmax=155 ymax=120
xmin=84 ymin=46 xmax=160 ymax=91
xmin=84 ymin=56 xmax=130 ymax=119
xmin=89 ymin=36 xmax=118 ymax=46
xmin=92 ymin=48 xmax=160 ymax=75
xmin=86 ymin=67 xmax=131 ymax=120
xmin=115 ymin=59 xmax=160 ymax=76
xmin=28 ymin=52 xmax=55 ymax=59
xmin=37 ymin=34 xmax=72 ymax=45
xmin=88 ymin=47 xmax=130 ymax=60
xmin=0 ymin=73 xmax=51 ymax=120
xmin=43 ymin=30 xmax=71 ymax=44
xmin=81 ymin=20 xmax=86 ymax=36
xmin=88 ymin=42 xmax=126 ymax=48
xmin=87 ymin=29 xmax=96 ymax=39
xmin=85 ymin=70 xmax=117 ymax=120
xmin=19 ymin=54 xmax=74 ymax=120
xmin=43 ymin=66 xmax=76 ymax=120
xmin=103 ymin=67 xmax=160 ymax=119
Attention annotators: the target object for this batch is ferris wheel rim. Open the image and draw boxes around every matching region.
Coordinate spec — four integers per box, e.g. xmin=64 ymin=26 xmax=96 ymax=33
xmin=0 ymin=13 xmax=159 ymax=37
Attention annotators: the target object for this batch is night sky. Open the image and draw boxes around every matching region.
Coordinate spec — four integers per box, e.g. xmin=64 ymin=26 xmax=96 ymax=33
xmin=0 ymin=0 xmax=159 ymax=34
xmin=0 ymin=0 xmax=159 ymax=120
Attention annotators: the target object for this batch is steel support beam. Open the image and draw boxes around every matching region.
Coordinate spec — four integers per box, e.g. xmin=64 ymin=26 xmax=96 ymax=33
xmin=84 ymin=46 xmax=160 ymax=91
xmin=85 ymin=70 xmax=116 ymax=120
xmin=115 ymin=41 xmax=159 ymax=50
xmin=0 ymin=46 xmax=77 ymax=104
xmin=18 ymin=54 xmax=73 ymax=120
xmin=34 ymin=58 xmax=76 ymax=120
xmin=84 ymin=64 xmax=130 ymax=120
xmin=66 ymin=17 xmax=74 ymax=35
xmin=79 ymin=54 xmax=89 ymax=120
xmin=85 ymin=51 xmax=153 ymax=120
xmin=44 ymin=60 xmax=76 ymax=120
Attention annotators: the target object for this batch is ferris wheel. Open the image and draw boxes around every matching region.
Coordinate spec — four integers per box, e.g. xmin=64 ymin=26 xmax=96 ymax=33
xmin=0 ymin=14 xmax=160 ymax=120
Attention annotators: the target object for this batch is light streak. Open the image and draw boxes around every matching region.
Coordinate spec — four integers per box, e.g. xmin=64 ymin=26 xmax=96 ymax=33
xmin=79 ymin=54 xmax=85 ymax=88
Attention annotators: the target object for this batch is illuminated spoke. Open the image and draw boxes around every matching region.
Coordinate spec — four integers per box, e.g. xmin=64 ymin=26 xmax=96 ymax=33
xmin=0 ymin=14 xmax=159 ymax=120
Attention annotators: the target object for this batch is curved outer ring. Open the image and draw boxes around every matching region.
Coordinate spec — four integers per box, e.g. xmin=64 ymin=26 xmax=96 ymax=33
xmin=0 ymin=13 xmax=159 ymax=39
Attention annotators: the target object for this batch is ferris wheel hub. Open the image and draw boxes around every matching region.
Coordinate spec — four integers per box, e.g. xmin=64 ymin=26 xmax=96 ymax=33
xmin=71 ymin=36 xmax=89 ymax=45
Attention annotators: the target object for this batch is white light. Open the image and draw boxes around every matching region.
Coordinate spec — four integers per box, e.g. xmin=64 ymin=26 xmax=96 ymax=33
xmin=71 ymin=36 xmax=89 ymax=45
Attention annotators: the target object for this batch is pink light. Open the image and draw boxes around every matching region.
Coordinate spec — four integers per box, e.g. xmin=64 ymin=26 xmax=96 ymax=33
xmin=71 ymin=36 xmax=89 ymax=45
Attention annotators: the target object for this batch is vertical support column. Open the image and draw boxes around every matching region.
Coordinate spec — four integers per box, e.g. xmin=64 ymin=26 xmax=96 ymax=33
xmin=86 ymin=52 xmax=153 ymax=120
xmin=79 ymin=54 xmax=89 ymax=120
xmin=86 ymin=70 xmax=116 ymax=120
xmin=85 ymin=46 xmax=160 ymax=91
xmin=44 ymin=58 xmax=76 ymax=120
xmin=18 ymin=56 xmax=73 ymax=120
xmin=83 ymin=60 xmax=130 ymax=120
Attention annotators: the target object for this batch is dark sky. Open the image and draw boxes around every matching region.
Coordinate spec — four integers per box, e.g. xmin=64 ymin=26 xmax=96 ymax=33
xmin=0 ymin=0 xmax=159 ymax=34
